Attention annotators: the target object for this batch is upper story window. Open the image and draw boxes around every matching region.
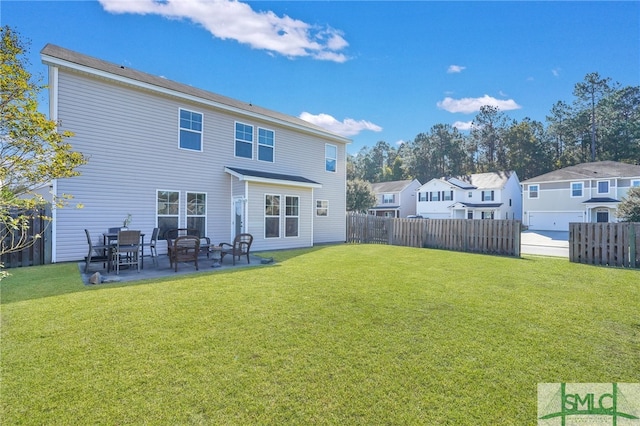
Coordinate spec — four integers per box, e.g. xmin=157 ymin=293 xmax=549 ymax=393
xmin=529 ymin=185 xmax=539 ymax=199
xmin=482 ymin=190 xmax=494 ymax=201
xmin=383 ymin=194 xmax=395 ymax=204
xmin=431 ymin=191 xmax=440 ymax=201
xmin=443 ymin=191 xmax=453 ymax=201
xmin=468 ymin=191 xmax=472 ymax=198
xmin=418 ymin=192 xmax=428 ymax=202
xmin=571 ymin=182 xmax=583 ymax=197
xmin=258 ymin=128 xmax=274 ymax=162
xmin=597 ymin=180 xmax=609 ymax=194
xmin=632 ymin=180 xmax=640 ymax=187
xmin=179 ymin=109 xmax=203 ymax=151
xmin=325 ymin=144 xmax=337 ymax=172
xmin=235 ymin=122 xmax=253 ymax=159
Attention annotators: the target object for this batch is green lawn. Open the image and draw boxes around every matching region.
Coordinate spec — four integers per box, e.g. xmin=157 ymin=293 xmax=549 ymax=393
xmin=1 ymin=245 xmax=638 ymax=424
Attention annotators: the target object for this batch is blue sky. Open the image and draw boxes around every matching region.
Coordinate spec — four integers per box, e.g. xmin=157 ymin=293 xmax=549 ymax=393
xmin=3 ymin=1 xmax=639 ymax=154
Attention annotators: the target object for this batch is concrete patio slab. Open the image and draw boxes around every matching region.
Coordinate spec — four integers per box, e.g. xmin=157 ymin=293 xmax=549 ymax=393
xmin=79 ymin=252 xmax=272 ymax=285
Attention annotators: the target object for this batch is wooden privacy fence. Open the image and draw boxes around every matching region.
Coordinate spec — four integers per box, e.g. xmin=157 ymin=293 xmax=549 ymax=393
xmin=569 ymin=222 xmax=640 ymax=268
xmin=1 ymin=205 xmax=52 ymax=268
xmin=347 ymin=213 xmax=521 ymax=257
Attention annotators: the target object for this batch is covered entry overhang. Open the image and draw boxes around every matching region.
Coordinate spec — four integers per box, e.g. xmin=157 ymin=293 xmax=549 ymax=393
xmin=583 ymin=197 xmax=620 ymax=223
xmin=450 ymin=202 xmax=503 ymax=219
xmin=225 ymin=166 xmax=322 ymax=189
xmin=224 ymin=167 xmax=322 ymax=251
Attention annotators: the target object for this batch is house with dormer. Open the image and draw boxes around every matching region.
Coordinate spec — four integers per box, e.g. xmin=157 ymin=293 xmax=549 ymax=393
xmin=416 ymin=171 xmax=521 ymax=220
xmin=521 ymin=161 xmax=640 ymax=231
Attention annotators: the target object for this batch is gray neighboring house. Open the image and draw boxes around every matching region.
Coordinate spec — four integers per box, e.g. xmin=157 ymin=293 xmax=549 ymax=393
xmin=416 ymin=171 xmax=522 ymax=220
xmin=522 ymin=161 xmax=640 ymax=231
xmin=41 ymin=44 xmax=351 ymax=262
xmin=368 ymin=179 xmax=421 ymax=218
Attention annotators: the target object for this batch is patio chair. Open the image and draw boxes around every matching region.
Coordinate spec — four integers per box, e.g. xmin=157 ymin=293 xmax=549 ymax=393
xmin=112 ymin=230 xmax=141 ymax=275
xmin=168 ymin=235 xmax=200 ymax=272
xmin=219 ymin=233 xmax=253 ymax=265
xmin=143 ymin=227 xmax=160 ymax=265
xmin=84 ymin=229 xmax=110 ymax=273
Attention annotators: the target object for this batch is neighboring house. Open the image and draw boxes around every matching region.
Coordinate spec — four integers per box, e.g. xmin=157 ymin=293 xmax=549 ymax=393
xmin=522 ymin=161 xmax=640 ymax=231
xmin=368 ymin=179 xmax=421 ymax=218
xmin=416 ymin=171 xmax=522 ymax=220
xmin=41 ymin=44 xmax=351 ymax=262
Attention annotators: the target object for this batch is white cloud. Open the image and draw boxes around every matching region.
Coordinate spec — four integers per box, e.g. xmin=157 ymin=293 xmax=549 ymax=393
xmin=98 ymin=0 xmax=349 ymax=62
xmin=552 ymin=68 xmax=561 ymax=77
xmin=452 ymin=121 xmax=473 ymax=131
xmin=299 ymin=112 xmax=382 ymax=137
xmin=436 ymin=94 xmax=522 ymax=114
xmin=447 ymin=64 xmax=466 ymax=73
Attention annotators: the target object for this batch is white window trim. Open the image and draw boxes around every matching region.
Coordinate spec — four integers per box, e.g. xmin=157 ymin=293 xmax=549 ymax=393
xmin=284 ymin=195 xmax=300 ymax=238
xmin=186 ymin=191 xmax=207 ymax=235
xmin=316 ymin=200 xmax=329 ymax=217
xmin=570 ymin=182 xmax=583 ymax=198
xmin=178 ymin=108 xmax=204 ymax=152
xmin=157 ymin=189 xmax=181 ymax=236
xmin=597 ymin=180 xmax=610 ymax=195
xmin=257 ymin=127 xmax=275 ymax=163
xmin=234 ymin=121 xmax=254 ymax=160
xmin=383 ymin=193 xmax=395 ymax=204
xmin=325 ymin=143 xmax=337 ymax=173
xmin=528 ymin=185 xmax=539 ymax=199
xmin=264 ymin=193 xmax=280 ymax=239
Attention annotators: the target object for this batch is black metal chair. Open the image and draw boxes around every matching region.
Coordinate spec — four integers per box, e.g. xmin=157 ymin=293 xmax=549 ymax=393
xmin=219 ymin=233 xmax=253 ymax=265
xmin=84 ymin=229 xmax=110 ymax=273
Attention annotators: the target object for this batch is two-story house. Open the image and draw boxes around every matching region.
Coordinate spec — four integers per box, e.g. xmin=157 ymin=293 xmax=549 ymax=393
xmin=368 ymin=179 xmax=421 ymax=218
xmin=41 ymin=44 xmax=351 ymax=263
xmin=416 ymin=171 xmax=522 ymax=220
xmin=522 ymin=161 xmax=640 ymax=231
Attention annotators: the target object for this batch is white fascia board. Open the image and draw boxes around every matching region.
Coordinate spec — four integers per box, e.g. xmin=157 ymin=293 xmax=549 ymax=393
xmin=224 ymin=168 xmax=322 ymax=189
xmin=42 ymin=54 xmax=350 ymax=145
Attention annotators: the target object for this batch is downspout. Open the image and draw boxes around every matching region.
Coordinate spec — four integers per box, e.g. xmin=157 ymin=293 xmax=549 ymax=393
xmin=49 ymin=65 xmax=59 ymax=263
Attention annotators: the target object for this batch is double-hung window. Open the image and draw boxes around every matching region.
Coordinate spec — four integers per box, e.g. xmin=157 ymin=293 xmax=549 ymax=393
xmin=383 ymin=194 xmax=395 ymax=204
xmin=431 ymin=191 xmax=440 ymax=202
xmin=597 ymin=180 xmax=609 ymax=194
xmin=235 ymin=122 xmax=253 ymax=159
xmin=529 ymin=185 xmax=539 ymax=199
xmin=179 ymin=109 xmax=203 ymax=151
xmin=571 ymin=182 xmax=583 ymax=197
xmin=186 ymin=192 xmax=206 ymax=237
xmin=482 ymin=190 xmax=494 ymax=201
xmin=418 ymin=192 xmax=428 ymax=202
xmin=632 ymin=180 xmax=640 ymax=187
xmin=285 ymin=196 xmax=299 ymax=237
xmin=265 ymin=195 xmax=280 ymax=238
xmin=157 ymin=190 xmax=179 ymax=240
xmin=443 ymin=191 xmax=453 ymax=201
xmin=325 ymin=144 xmax=337 ymax=172
xmin=316 ymin=200 xmax=328 ymax=216
xmin=258 ymin=128 xmax=274 ymax=162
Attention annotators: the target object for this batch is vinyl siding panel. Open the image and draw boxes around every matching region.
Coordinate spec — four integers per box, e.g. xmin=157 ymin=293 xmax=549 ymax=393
xmin=52 ymin=66 xmax=346 ymax=261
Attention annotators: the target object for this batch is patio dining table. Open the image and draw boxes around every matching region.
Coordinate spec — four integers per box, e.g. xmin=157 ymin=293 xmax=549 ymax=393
xmin=103 ymin=231 xmax=146 ymax=269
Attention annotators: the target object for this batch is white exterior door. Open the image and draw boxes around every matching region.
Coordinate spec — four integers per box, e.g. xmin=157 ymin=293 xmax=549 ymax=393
xmin=233 ymin=197 xmax=246 ymax=237
xmin=528 ymin=212 xmax=583 ymax=231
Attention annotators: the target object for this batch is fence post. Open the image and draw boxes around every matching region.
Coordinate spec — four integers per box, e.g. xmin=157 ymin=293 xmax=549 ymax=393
xmin=630 ymin=223 xmax=637 ymax=269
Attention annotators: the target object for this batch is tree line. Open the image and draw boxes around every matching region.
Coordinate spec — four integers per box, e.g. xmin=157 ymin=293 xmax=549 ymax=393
xmin=348 ymin=73 xmax=640 ymax=184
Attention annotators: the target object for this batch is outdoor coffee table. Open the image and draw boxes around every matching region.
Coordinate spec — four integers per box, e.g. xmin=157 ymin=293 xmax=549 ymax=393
xmin=210 ymin=245 xmax=222 ymax=268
